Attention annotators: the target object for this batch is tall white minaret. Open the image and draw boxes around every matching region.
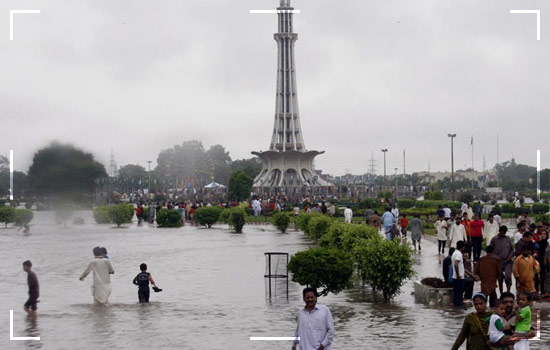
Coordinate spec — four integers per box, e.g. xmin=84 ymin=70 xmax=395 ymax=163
xmin=269 ymin=0 xmax=305 ymax=152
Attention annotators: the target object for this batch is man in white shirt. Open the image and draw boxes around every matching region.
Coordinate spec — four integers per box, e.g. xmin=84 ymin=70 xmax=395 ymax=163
xmin=461 ymin=202 xmax=468 ymax=214
xmin=493 ymin=212 xmax=502 ymax=226
xmin=448 ymin=217 xmax=467 ymax=249
xmin=443 ymin=206 xmax=452 ymax=220
xmin=435 ymin=215 xmax=448 ymax=255
xmin=343 ymin=206 xmax=353 ymax=223
xmin=483 ymin=213 xmax=500 ymax=246
xmin=80 ymin=247 xmax=115 ymax=304
xmin=452 ymin=241 xmax=466 ymax=306
xmin=391 ymin=205 xmax=400 ymax=223
xmin=293 ymin=287 xmax=334 ymax=350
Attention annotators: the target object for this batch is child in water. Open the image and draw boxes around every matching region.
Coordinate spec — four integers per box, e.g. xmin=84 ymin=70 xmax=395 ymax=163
xmin=132 ymin=263 xmax=158 ymax=303
xmin=18 ymin=224 xmax=30 ymax=235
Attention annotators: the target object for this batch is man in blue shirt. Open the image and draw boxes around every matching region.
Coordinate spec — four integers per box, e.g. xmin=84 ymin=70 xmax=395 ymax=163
xmin=381 ymin=207 xmax=395 ymax=239
xmin=293 ymin=287 xmax=334 ymax=350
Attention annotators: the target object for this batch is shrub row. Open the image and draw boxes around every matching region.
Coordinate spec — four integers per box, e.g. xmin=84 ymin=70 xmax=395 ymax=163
xmin=0 ymin=207 xmax=34 ymax=227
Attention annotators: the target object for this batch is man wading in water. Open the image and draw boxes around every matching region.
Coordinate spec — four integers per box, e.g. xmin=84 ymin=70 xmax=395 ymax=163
xmin=79 ymin=247 xmax=115 ymax=305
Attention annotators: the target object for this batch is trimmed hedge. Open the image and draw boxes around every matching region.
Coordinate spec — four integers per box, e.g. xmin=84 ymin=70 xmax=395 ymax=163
xmin=14 ymin=209 xmax=34 ymax=225
xmin=195 ymin=206 xmax=222 ymax=228
xmin=0 ymin=206 xmax=15 ymax=227
xmin=273 ymin=212 xmax=291 ymax=233
xmin=156 ymin=209 xmax=182 ymax=228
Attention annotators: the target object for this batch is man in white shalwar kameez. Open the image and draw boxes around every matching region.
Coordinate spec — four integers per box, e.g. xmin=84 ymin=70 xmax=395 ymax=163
xmin=80 ymin=247 xmax=115 ymax=304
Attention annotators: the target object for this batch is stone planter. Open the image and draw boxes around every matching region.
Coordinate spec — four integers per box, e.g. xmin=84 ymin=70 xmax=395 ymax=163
xmin=414 ymin=280 xmax=453 ymax=306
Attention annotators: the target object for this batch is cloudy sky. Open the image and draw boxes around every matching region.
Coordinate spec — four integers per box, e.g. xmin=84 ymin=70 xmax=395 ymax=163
xmin=1 ymin=0 xmax=548 ymax=176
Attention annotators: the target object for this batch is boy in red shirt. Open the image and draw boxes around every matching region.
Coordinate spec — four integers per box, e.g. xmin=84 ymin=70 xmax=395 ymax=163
xmin=400 ymin=214 xmax=409 ymax=241
xmin=470 ymin=214 xmax=485 ymax=262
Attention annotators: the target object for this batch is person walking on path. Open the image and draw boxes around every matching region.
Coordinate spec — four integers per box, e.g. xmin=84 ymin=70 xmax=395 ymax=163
xmin=452 ymin=241 xmax=466 ymax=306
xmin=381 ymin=207 xmax=395 ymax=239
xmin=470 ymin=214 xmax=485 ymax=262
xmin=391 ymin=205 xmax=399 ymax=224
xmin=364 ymin=206 xmax=374 ymax=225
xmin=79 ymin=247 xmax=115 ymax=305
xmin=513 ymin=244 xmax=537 ymax=295
xmin=132 ymin=263 xmax=158 ymax=303
xmin=462 ymin=212 xmax=473 ymax=258
xmin=474 ymin=245 xmax=501 ymax=307
xmin=483 ymin=213 xmax=499 ymax=247
xmin=400 ymin=214 xmax=408 ymax=241
xmin=343 ymin=206 xmax=353 ymax=224
xmin=451 ymin=293 xmax=493 ymax=350
xmin=22 ymin=260 xmax=39 ymax=318
xmin=292 ymin=287 xmax=334 ymax=350
xmin=490 ymin=225 xmax=514 ymax=295
xmin=449 ymin=217 xmax=467 ymax=249
xmin=410 ymin=214 xmax=423 ymax=251
xmin=435 ymin=215 xmax=448 ymax=255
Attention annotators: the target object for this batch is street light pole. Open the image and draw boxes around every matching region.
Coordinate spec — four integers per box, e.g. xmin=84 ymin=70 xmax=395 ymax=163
xmin=147 ymin=161 xmax=152 ymax=196
xmin=381 ymin=149 xmax=388 ymax=189
xmin=447 ymin=134 xmax=456 ymax=200
xmin=394 ymin=167 xmax=398 ymax=201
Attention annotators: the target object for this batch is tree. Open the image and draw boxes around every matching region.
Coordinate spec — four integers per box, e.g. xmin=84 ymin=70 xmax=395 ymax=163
xmin=355 ymin=239 xmax=415 ymax=301
xmin=206 ymin=145 xmax=232 ymax=185
xmin=28 ymin=142 xmax=107 ymax=198
xmin=118 ymin=164 xmax=147 ymax=184
xmin=0 ymin=170 xmax=29 ymax=198
xmin=0 ymin=206 xmax=15 ymax=227
xmin=227 ymin=170 xmax=253 ymax=201
xmin=459 ymin=192 xmax=474 ymax=204
xmin=288 ymin=247 xmax=354 ymax=296
xmin=156 ymin=140 xmax=214 ymax=189
xmin=231 ymin=158 xmax=262 ymax=179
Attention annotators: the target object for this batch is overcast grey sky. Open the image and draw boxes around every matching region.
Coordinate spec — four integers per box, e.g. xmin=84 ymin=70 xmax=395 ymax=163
xmin=1 ymin=0 xmax=548 ymax=176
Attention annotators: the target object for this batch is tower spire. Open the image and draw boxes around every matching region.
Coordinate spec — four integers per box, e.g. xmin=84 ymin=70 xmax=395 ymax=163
xmin=270 ymin=0 xmax=304 ymax=152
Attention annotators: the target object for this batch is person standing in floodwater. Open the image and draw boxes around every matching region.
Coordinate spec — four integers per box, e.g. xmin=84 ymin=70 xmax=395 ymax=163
xmin=132 ymin=263 xmax=158 ymax=303
xmin=292 ymin=287 xmax=334 ymax=350
xmin=22 ymin=260 xmax=39 ymax=317
xmin=79 ymin=247 xmax=115 ymax=305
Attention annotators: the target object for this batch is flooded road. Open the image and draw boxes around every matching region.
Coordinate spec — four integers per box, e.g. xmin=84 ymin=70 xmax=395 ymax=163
xmin=0 ymin=211 xmax=548 ymax=349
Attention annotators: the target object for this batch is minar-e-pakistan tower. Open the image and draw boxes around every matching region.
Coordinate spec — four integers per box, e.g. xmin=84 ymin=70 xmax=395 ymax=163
xmin=252 ymin=0 xmax=331 ymax=195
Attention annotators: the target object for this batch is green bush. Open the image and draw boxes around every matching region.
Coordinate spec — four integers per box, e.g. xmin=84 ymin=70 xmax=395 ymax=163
xmin=501 ymin=203 xmax=515 ymax=215
xmin=195 ymin=206 xmax=222 ymax=228
xmin=273 ymin=212 xmax=291 ymax=233
xmin=0 ymin=206 xmax=15 ymax=227
xmin=307 ymin=215 xmax=334 ymax=240
xmin=534 ymin=213 xmax=550 ymax=225
xmin=424 ymin=191 xmax=444 ymax=200
xmin=491 ymin=205 xmax=502 ymax=215
xmin=459 ymin=192 xmax=474 ymax=204
xmin=288 ymin=247 xmax=354 ymax=296
xmin=295 ymin=212 xmax=321 ymax=234
xmin=219 ymin=208 xmax=231 ymax=223
xmin=400 ymin=208 xmax=437 ymax=216
xmin=227 ymin=207 xmax=246 ymax=233
xmin=320 ymin=222 xmax=381 ymax=253
xmin=156 ymin=209 xmax=183 ymax=228
xmin=109 ymin=204 xmax=134 ymax=227
xmin=93 ymin=206 xmax=111 ymax=224
xmin=415 ymin=200 xmax=460 ymax=210
xmin=14 ymin=209 xmax=34 ymax=225
xmin=355 ymin=238 xmax=415 ymax=301
xmin=531 ymin=203 xmax=549 ymax=214
xmin=397 ymin=198 xmax=415 ymax=209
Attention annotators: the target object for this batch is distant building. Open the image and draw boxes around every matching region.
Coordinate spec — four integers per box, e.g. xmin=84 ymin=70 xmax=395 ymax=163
xmin=414 ymin=169 xmax=497 ymax=188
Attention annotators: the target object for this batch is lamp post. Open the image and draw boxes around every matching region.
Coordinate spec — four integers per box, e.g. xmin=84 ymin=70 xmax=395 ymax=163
xmin=147 ymin=161 xmax=152 ymax=196
xmin=394 ymin=167 xmax=398 ymax=202
xmin=381 ymin=149 xmax=388 ymax=189
xmin=447 ymin=134 xmax=456 ymax=200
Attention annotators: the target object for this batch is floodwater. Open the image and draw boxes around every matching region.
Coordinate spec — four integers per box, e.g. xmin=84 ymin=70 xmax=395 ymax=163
xmin=0 ymin=211 xmax=548 ymax=350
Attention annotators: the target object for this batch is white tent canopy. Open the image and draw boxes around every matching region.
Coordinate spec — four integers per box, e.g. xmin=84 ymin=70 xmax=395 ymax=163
xmin=204 ymin=182 xmax=226 ymax=188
